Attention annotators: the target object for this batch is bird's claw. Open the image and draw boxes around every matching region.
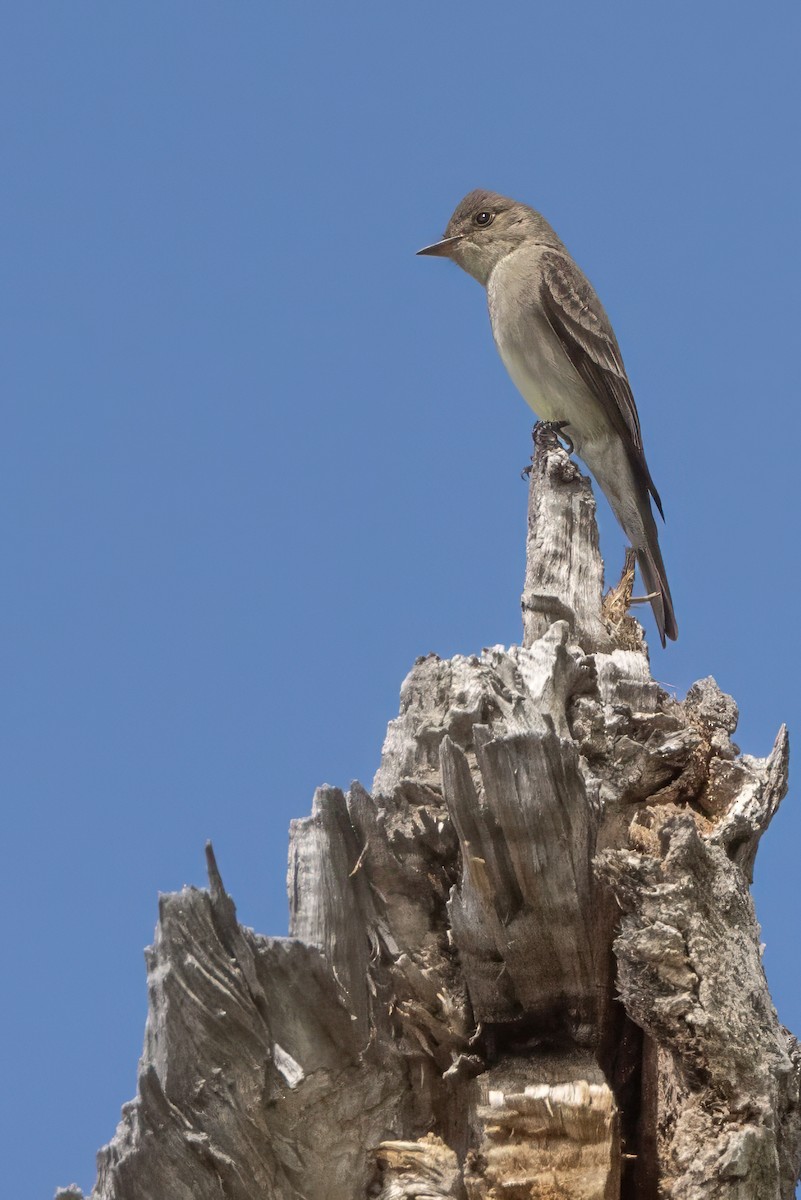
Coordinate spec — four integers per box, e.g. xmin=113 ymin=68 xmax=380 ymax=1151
xmin=534 ymin=420 xmax=575 ymax=455
xmin=522 ymin=421 xmax=575 ymax=478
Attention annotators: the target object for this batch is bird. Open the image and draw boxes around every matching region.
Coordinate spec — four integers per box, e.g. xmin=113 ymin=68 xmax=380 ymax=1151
xmin=417 ymin=189 xmax=677 ymax=646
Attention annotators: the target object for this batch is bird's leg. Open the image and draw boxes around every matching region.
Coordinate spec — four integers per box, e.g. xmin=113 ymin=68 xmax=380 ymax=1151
xmin=522 ymin=420 xmax=574 ymax=478
xmin=535 ymin=420 xmax=574 ymax=455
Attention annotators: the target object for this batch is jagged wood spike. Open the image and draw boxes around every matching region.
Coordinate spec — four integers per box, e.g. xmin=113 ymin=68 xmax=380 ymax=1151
xmin=57 ymin=434 xmax=800 ymax=1200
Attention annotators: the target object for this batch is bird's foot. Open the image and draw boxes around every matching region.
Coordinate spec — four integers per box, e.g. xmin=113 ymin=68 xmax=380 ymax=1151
xmin=533 ymin=420 xmax=574 ymax=455
xmin=522 ymin=421 xmax=574 ymax=478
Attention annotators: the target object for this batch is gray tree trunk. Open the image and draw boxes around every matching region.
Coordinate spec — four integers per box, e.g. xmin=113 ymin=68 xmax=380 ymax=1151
xmin=57 ymin=427 xmax=801 ymax=1200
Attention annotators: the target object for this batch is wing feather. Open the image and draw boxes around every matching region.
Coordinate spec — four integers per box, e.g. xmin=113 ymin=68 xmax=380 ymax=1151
xmin=539 ymin=250 xmax=664 ymax=519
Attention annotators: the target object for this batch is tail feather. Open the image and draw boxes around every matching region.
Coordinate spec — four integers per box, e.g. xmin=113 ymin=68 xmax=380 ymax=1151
xmin=636 ymin=540 xmax=678 ymax=647
xmin=581 ymin=438 xmax=677 ymax=646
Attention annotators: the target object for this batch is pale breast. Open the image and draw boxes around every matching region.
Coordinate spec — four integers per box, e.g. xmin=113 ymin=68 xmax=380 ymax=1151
xmin=486 ymin=248 xmax=610 ymax=445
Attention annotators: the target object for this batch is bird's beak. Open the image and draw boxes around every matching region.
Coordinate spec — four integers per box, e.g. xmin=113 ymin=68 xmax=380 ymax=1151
xmin=416 ymin=234 xmax=464 ymax=258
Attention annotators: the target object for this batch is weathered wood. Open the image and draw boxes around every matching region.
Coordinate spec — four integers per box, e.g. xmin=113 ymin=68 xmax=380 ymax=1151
xmin=598 ymin=782 xmax=801 ymax=1199
xmin=465 ymin=1058 xmax=620 ymax=1200
xmin=522 ymin=424 xmax=613 ymax=652
xmin=373 ymin=1135 xmax=463 ymax=1199
xmin=441 ymin=709 xmax=603 ymax=1033
xmin=58 ymin=437 xmax=800 ymax=1200
xmin=72 ymin=852 xmax=412 ymax=1200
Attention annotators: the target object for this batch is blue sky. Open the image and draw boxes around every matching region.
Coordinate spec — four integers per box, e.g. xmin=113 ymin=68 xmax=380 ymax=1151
xmin=3 ymin=5 xmax=800 ymax=1197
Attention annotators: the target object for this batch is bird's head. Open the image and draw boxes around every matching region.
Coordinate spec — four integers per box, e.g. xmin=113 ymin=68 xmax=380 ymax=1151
xmin=417 ymin=189 xmax=562 ymax=285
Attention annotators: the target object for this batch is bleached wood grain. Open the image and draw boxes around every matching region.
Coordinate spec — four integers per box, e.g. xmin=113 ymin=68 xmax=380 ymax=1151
xmin=58 ymin=436 xmax=800 ymax=1200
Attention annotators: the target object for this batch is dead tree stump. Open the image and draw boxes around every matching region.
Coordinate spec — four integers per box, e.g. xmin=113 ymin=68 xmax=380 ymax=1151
xmin=58 ymin=431 xmax=801 ymax=1200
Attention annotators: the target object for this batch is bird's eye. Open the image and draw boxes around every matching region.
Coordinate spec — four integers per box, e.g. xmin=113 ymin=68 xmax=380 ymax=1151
xmin=474 ymin=210 xmax=494 ymax=227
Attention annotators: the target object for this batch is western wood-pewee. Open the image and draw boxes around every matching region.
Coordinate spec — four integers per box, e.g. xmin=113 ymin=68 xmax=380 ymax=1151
xmin=418 ymin=189 xmax=677 ymax=645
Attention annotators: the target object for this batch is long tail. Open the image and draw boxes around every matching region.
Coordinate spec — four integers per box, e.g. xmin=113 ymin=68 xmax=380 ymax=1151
xmin=633 ymin=492 xmax=681 ymax=648
xmin=636 ymin=532 xmax=678 ymax=647
xmin=582 ymin=437 xmax=678 ymax=646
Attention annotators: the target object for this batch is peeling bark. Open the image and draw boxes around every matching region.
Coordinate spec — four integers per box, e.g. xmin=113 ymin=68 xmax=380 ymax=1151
xmin=57 ymin=431 xmax=800 ymax=1200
